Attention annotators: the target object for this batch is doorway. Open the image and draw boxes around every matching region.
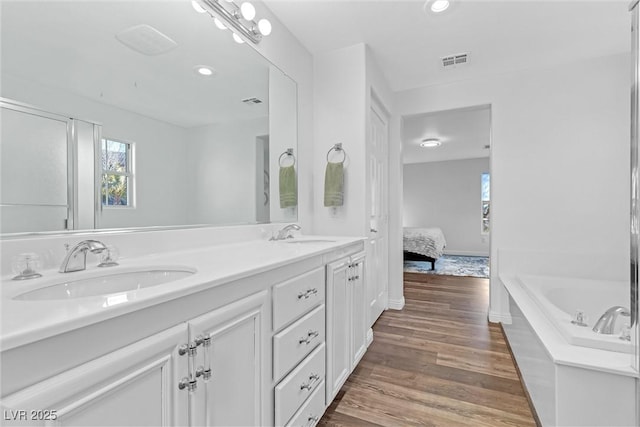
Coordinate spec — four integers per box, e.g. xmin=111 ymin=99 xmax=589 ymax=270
xmin=401 ymin=104 xmax=492 ymax=281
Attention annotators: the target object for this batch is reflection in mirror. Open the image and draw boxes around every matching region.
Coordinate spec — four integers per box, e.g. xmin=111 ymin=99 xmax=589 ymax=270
xmin=0 ymin=0 xmax=297 ymax=235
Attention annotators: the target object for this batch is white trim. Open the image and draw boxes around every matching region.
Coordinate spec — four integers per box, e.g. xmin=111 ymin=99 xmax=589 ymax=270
xmin=488 ymin=309 xmax=512 ymax=324
xmin=366 ymin=328 xmax=373 ymax=347
xmin=387 ymin=296 xmax=405 ymax=310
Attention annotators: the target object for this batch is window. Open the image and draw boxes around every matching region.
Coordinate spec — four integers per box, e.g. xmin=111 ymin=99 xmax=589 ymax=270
xmin=100 ymin=138 xmax=134 ymax=207
xmin=481 ymin=172 xmax=490 ymax=234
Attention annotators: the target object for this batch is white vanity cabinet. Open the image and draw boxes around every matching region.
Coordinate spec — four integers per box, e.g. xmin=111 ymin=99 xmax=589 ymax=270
xmin=1 ymin=291 xmax=268 ymax=427
xmin=272 ymin=267 xmax=326 ymax=426
xmin=1 ymin=324 xmax=190 ymax=426
xmin=325 ymin=252 xmax=366 ymax=403
xmin=1 ymin=239 xmax=370 ymax=427
xmin=186 ymin=290 xmax=268 ymax=426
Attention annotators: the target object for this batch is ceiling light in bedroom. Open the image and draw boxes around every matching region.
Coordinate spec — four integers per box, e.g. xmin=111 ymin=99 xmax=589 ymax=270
xmin=420 ymin=138 xmax=442 ymax=148
xmin=429 ymin=0 xmax=450 ymax=13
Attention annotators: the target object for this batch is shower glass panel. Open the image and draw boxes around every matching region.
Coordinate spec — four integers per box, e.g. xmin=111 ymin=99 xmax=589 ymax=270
xmin=0 ymin=103 xmax=71 ymax=233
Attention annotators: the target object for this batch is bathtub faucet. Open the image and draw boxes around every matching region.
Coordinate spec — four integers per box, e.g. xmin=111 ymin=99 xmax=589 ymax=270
xmin=592 ymin=306 xmax=630 ymax=335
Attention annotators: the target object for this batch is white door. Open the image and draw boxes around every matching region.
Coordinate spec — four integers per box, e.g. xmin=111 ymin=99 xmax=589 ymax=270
xmin=368 ymin=97 xmax=389 ymax=325
xmin=188 ymin=291 xmax=267 ymax=427
xmin=325 ymin=259 xmax=350 ymax=403
xmin=350 ymin=254 xmax=367 ymax=369
xmin=1 ymin=324 xmax=189 ymax=427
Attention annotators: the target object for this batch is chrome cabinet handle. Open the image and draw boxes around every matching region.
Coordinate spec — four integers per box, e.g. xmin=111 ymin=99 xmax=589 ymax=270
xmin=178 ymin=376 xmax=197 ymax=392
xmin=370 ymin=228 xmax=378 ymax=233
xmin=306 ymin=415 xmax=319 ymax=426
xmin=298 ymin=288 xmax=319 ymax=300
xmin=299 ymin=330 xmax=319 ymax=345
xmin=300 ymin=372 xmax=321 ymax=391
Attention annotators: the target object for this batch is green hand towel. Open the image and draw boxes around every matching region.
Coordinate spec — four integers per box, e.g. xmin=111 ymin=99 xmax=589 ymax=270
xmin=279 ymin=165 xmax=297 ymax=208
xmin=324 ymin=162 xmax=344 ymax=207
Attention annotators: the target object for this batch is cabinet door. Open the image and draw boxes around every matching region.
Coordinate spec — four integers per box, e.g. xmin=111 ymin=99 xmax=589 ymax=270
xmin=188 ymin=291 xmax=267 ymax=427
xmin=350 ymin=255 xmax=367 ymax=370
xmin=325 ymin=259 xmax=350 ymax=403
xmin=1 ymin=324 xmax=188 ymax=427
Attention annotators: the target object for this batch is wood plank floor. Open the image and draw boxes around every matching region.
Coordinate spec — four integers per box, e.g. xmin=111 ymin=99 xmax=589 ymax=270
xmin=319 ymin=272 xmax=536 ymax=427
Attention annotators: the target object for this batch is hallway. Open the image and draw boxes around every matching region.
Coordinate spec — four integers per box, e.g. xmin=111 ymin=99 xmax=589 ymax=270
xmin=320 ymin=273 xmax=536 ymax=426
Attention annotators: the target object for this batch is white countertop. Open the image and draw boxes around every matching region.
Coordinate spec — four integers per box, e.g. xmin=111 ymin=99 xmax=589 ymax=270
xmin=1 ymin=236 xmax=364 ymax=351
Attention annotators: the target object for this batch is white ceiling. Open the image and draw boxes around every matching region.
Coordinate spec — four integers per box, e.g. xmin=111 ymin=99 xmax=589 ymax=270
xmin=402 ymin=105 xmax=491 ymax=163
xmin=1 ymin=0 xmax=276 ymax=128
xmin=264 ymin=0 xmax=630 ymax=92
xmin=265 ymin=0 xmax=630 ymax=162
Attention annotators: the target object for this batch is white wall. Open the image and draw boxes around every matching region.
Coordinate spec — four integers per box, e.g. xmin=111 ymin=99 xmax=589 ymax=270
xmin=313 ymin=44 xmax=368 ymax=236
xmin=391 ymin=52 xmax=630 ymax=320
xmin=186 ymin=117 xmax=268 ymax=225
xmin=404 ymin=158 xmax=490 ymax=256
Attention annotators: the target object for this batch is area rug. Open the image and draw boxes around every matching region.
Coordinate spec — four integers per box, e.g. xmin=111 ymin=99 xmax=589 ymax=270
xmin=404 ymin=255 xmax=489 ymax=278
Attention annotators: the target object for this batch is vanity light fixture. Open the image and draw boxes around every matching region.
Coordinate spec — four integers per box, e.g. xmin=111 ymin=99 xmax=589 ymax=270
xmin=192 ymin=0 xmax=207 ymax=13
xmin=420 ymin=138 xmax=442 ymax=148
xmin=193 ymin=0 xmax=272 ymax=44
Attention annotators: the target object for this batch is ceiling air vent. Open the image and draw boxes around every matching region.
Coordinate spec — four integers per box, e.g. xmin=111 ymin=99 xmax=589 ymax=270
xmin=441 ymin=52 xmax=470 ymax=69
xmin=116 ymin=24 xmax=177 ymax=56
xmin=242 ymin=97 xmax=263 ymax=105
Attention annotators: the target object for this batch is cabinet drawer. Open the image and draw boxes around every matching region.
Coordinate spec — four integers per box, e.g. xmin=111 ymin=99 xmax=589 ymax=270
xmin=273 ymin=267 xmax=325 ymax=331
xmin=273 ymin=305 xmax=325 ymax=381
xmin=275 ymin=343 xmax=325 ymax=426
xmin=284 ymin=380 xmax=325 ymax=427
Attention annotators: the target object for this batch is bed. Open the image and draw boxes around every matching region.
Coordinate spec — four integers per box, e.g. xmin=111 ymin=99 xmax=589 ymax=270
xmin=403 ymin=227 xmax=447 ymax=270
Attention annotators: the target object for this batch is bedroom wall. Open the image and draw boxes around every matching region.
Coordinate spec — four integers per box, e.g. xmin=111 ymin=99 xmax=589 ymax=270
xmin=403 ymin=157 xmax=490 ymax=256
xmin=391 ymin=52 xmax=630 ymax=321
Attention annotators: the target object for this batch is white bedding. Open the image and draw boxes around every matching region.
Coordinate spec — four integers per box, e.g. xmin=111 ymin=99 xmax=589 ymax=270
xmin=403 ymin=227 xmax=447 ymax=260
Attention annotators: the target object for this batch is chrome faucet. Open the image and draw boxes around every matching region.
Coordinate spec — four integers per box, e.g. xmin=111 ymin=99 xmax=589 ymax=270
xmin=592 ymin=306 xmax=630 ymax=334
xmin=59 ymin=240 xmax=108 ymax=273
xmin=270 ymin=224 xmax=301 ymax=241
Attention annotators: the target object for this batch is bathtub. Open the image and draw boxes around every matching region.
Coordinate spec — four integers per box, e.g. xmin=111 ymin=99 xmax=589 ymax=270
xmin=501 ymin=272 xmax=637 ymax=426
xmin=518 ymin=274 xmax=633 ymax=354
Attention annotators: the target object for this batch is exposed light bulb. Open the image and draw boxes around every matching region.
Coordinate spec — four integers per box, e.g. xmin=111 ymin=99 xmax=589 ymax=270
xmin=191 ymin=0 xmax=206 ymax=13
xmin=258 ymin=19 xmax=272 ymax=36
xmin=214 ymin=17 xmax=227 ymax=30
xmin=240 ymin=2 xmax=256 ymax=20
xmin=430 ymin=0 xmax=450 ymax=13
xmin=232 ymin=33 xmax=245 ymax=44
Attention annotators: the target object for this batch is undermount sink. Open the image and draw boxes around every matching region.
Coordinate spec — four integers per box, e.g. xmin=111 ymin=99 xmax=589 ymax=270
xmin=13 ymin=267 xmax=196 ymax=301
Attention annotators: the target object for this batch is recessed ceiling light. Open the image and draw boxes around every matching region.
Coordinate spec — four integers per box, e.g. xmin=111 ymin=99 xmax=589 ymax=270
xmin=424 ymin=0 xmax=456 ymax=15
xmin=430 ymin=0 xmax=450 ymax=13
xmin=420 ymin=138 xmax=442 ymax=148
xmin=194 ymin=65 xmax=216 ymax=77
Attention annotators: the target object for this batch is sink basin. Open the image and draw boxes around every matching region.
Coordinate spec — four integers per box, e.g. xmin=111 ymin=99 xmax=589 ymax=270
xmin=13 ymin=268 xmax=196 ymax=301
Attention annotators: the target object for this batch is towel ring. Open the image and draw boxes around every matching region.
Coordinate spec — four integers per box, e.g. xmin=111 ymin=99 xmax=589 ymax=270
xmin=279 ymin=148 xmax=296 ymax=167
xmin=327 ymin=143 xmax=346 ymax=163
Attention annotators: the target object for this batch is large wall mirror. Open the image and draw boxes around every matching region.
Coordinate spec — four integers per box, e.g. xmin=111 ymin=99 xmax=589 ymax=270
xmin=0 ymin=0 xmax=298 ymax=235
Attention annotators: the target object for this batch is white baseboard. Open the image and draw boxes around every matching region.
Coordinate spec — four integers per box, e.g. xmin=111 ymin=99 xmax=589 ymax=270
xmin=488 ymin=310 xmax=512 ymax=324
xmin=387 ymin=296 xmax=405 ymax=310
xmin=366 ymin=328 xmax=373 ymax=346
xmin=444 ymin=250 xmax=490 ymax=257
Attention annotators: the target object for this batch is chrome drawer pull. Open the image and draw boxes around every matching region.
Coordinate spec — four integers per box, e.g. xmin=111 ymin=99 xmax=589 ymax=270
xmin=297 ymin=291 xmax=309 ymax=300
xmin=300 ymin=372 xmax=320 ymax=391
xmin=306 ymin=415 xmax=319 ymax=426
xmin=299 ymin=336 xmax=311 ymax=344
xmin=307 ymin=330 xmax=319 ymax=339
xmin=297 ymin=288 xmax=319 ymax=300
